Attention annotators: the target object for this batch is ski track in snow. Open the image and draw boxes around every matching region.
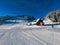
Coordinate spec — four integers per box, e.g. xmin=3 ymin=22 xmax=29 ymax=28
xmin=0 ymin=22 xmax=60 ymax=45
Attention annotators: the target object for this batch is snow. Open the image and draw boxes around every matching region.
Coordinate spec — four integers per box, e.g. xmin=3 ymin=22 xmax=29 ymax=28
xmin=0 ymin=20 xmax=60 ymax=45
xmin=43 ymin=18 xmax=53 ymax=24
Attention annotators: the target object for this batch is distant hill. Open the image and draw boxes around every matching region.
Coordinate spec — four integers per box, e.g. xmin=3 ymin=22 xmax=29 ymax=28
xmin=44 ymin=9 xmax=60 ymax=22
xmin=0 ymin=15 xmax=35 ymax=25
xmin=16 ymin=15 xmax=35 ymax=21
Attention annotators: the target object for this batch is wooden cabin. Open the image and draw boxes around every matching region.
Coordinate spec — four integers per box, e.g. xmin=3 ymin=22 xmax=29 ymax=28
xmin=33 ymin=18 xmax=44 ymax=26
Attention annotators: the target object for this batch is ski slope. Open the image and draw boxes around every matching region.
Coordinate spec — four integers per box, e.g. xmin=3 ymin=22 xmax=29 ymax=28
xmin=0 ymin=20 xmax=60 ymax=45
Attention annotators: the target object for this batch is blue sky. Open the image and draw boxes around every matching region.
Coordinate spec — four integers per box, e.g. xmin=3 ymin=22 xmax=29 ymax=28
xmin=0 ymin=0 xmax=60 ymax=18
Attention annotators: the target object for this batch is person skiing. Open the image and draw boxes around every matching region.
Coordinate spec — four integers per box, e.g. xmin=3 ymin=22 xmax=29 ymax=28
xmin=52 ymin=24 xmax=54 ymax=28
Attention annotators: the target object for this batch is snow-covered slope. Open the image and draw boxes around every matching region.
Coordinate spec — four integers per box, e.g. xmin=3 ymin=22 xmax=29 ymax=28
xmin=0 ymin=20 xmax=60 ymax=45
xmin=43 ymin=18 xmax=53 ymax=24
